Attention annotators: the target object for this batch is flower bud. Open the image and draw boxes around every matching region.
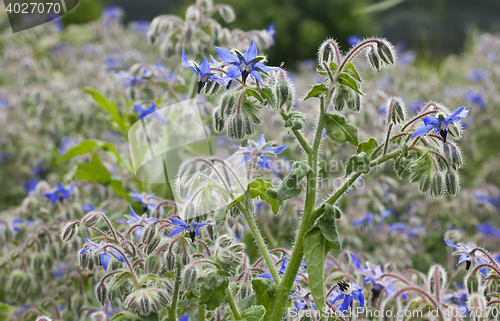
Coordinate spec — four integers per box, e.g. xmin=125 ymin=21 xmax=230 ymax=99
xmin=206 ymin=224 xmax=215 ymax=241
xmin=430 ymin=173 xmax=444 ymax=197
xmin=141 ymin=225 xmax=158 ymax=246
xmin=36 ymin=316 xmax=52 ymax=321
xmin=73 ymin=294 xmax=85 ymax=312
xmin=181 ymin=253 xmax=190 ymax=267
xmin=347 ymin=91 xmax=361 ymax=112
xmin=218 ymin=235 xmax=232 ymax=248
xmin=229 ymin=243 xmax=245 ymax=252
xmin=390 ymin=98 xmax=405 ymax=124
xmin=333 ymin=85 xmax=349 ymax=111
xmin=445 ymin=171 xmax=460 ymax=195
xmin=284 ymin=112 xmax=306 ymax=131
xmin=79 ymin=250 xmax=90 ymax=270
xmin=145 ymin=235 xmax=161 ymax=255
xmin=9 ymin=270 xmax=26 ymax=291
xmin=145 ymin=256 xmax=162 ymax=275
xmin=164 ymin=251 xmax=176 ymax=271
xmin=448 ymin=122 xmax=462 ymax=139
xmin=156 ymin=289 xmax=171 ymax=307
xmin=35 ymin=181 xmax=51 ymax=197
xmin=220 ymin=91 xmax=237 ymax=117
xmin=81 ymin=211 xmax=100 ymax=228
xmin=183 ymin=267 xmax=197 ymax=290
xmin=49 ymin=243 xmax=58 ymax=259
xmin=377 ymin=41 xmax=395 ymax=65
xmin=227 ymin=114 xmax=245 ymax=140
xmin=276 ymin=80 xmax=293 ymax=113
xmin=427 ymin=265 xmax=447 ymax=296
xmin=139 ymin=291 xmax=152 ymax=316
xmin=467 ymin=293 xmax=487 ymax=311
xmin=61 ymin=223 xmax=78 ymax=242
xmin=367 ymin=48 xmax=380 ymax=71
xmin=62 ymin=310 xmax=75 ymax=321
xmin=33 ymin=253 xmax=45 ymax=272
xmin=218 ymin=6 xmax=235 ymax=23
xmin=466 ymin=272 xmax=480 ymax=294
xmin=419 ymin=171 xmax=431 ymax=193
xmin=214 ymin=109 xmax=225 ymax=132
xmin=90 ymin=311 xmax=107 ymax=321
xmin=96 ymin=283 xmax=107 ymax=306
xmin=318 ymin=39 xmax=337 ymax=65
xmin=239 ymin=282 xmax=252 ymax=300
xmin=443 ymin=143 xmax=463 ymax=170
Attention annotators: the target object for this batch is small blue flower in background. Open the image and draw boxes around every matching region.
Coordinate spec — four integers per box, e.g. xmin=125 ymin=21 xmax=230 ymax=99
xmin=25 ymin=179 xmax=38 ymax=194
xmin=115 ymin=71 xmax=147 ymax=87
xmin=215 ymin=40 xmax=281 ymax=84
xmin=230 ymin=134 xmax=287 ymax=170
xmin=300 ymin=59 xmax=316 ymax=71
xmin=444 ymin=239 xmax=487 ymax=276
xmin=134 ymin=103 xmax=167 ymax=123
xmin=465 ymin=90 xmax=486 ymax=108
xmin=255 ymin=202 xmax=264 ymax=212
xmin=168 ymin=218 xmax=215 ymax=242
xmin=406 ymin=225 xmax=424 ymax=237
xmin=381 ymin=208 xmax=392 ymax=221
xmin=292 ymin=288 xmax=316 ymax=311
xmin=104 ymin=54 xmax=124 ymax=71
xmin=388 ymin=222 xmax=407 ymax=232
xmin=80 ymin=238 xmax=127 ymax=271
xmin=55 ymin=262 xmax=69 ymax=279
xmin=407 ymin=100 xmax=425 ymax=113
xmin=474 ymin=192 xmax=500 ymax=209
xmin=257 ymin=258 xmax=306 ymax=283
xmin=82 ymin=203 xmax=107 ymax=214
xmin=179 ymin=315 xmax=189 ymax=321
xmin=331 ymin=281 xmax=364 ymax=312
xmin=395 ymin=42 xmax=416 ymax=65
xmin=476 ymin=222 xmax=500 ymax=239
xmin=352 ymin=213 xmax=374 ymax=227
xmin=44 ymin=182 xmax=76 ymax=205
xmin=466 ymin=68 xmax=487 ymax=82
xmin=135 ymin=20 xmax=151 ymax=34
xmin=0 ymin=97 xmax=8 ymax=108
xmin=182 ymin=50 xmax=226 ymax=93
xmin=267 ymin=24 xmax=275 ymax=39
xmin=7 ymin=218 xmax=23 ymax=232
xmin=116 ymin=205 xmax=158 ymax=239
xmin=443 ymin=292 xmax=469 ymax=313
xmin=350 ymin=253 xmax=408 ymax=299
xmin=130 ymin=186 xmax=164 ymax=213
xmin=410 ymin=106 xmax=469 ymax=143
xmin=347 ymin=34 xmax=362 ymax=48
xmin=103 ymin=5 xmax=124 ymax=22
xmin=155 ymin=60 xmax=174 ymax=81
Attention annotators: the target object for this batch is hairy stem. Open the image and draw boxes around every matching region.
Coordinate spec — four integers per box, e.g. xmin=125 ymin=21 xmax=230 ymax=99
xmin=226 ymin=285 xmax=242 ymax=319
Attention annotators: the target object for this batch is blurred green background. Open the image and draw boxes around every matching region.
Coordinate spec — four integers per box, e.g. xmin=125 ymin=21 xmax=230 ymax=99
xmin=66 ymin=0 xmax=500 ymax=67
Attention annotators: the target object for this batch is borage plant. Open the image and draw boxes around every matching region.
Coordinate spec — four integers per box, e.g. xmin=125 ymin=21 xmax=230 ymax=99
xmin=60 ymin=36 xmax=472 ymax=320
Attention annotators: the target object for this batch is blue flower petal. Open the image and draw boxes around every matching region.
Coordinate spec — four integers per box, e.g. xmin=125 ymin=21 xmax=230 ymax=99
xmin=215 ymin=47 xmax=240 ymax=65
xmin=100 ymin=253 xmax=110 ymax=271
xmin=168 ymin=225 xmax=187 ymax=237
xmin=242 ymin=41 xmax=258 ymax=64
xmin=411 ymin=124 xmax=434 ymax=139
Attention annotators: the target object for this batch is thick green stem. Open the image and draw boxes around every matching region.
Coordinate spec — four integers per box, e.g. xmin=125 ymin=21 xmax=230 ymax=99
xmin=226 ymin=285 xmax=242 ymax=319
xmin=236 ymin=203 xmax=281 ymax=284
xmin=270 ymin=96 xmax=327 ymax=320
xmin=168 ymin=262 xmax=182 ymax=321
xmin=198 ymin=304 xmax=206 ymax=321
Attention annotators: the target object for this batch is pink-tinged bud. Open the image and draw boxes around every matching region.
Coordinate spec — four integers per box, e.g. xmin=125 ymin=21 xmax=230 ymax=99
xmin=139 ymin=291 xmax=152 ymax=316
xmin=427 ymin=265 xmax=447 ymax=301
xmin=141 ymin=224 xmax=158 ymax=245
xmin=466 ymin=272 xmax=481 ymax=294
xmin=165 ymin=251 xmax=176 ymax=271
xmin=183 ymin=267 xmax=197 ymax=290
xmin=156 ymin=289 xmax=171 ymax=307
xmin=467 ymin=293 xmax=487 ymax=311
xmin=81 ymin=211 xmax=100 ymax=228
xmin=36 ymin=316 xmax=52 ymax=321
xmin=367 ymin=48 xmax=380 ymax=71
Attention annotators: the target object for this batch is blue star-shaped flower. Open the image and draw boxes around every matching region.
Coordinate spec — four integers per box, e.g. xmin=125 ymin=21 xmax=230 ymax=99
xmin=103 ymin=5 xmax=124 ymax=21
xmin=444 ymin=239 xmax=487 ymax=276
xmin=168 ymin=217 xmax=215 ymax=242
xmin=347 ymin=35 xmax=362 ymax=48
xmin=215 ymin=41 xmax=280 ymax=84
xmin=443 ymin=292 xmax=469 ymax=313
xmin=352 ymin=213 xmax=374 ymax=227
xmin=130 ymin=186 xmax=164 ymax=214
xmin=179 ymin=315 xmax=189 ymax=321
xmin=116 ymin=205 xmax=158 ymax=239
xmin=80 ymin=238 xmax=127 ymax=271
xmin=467 ymin=68 xmax=487 ymax=82
xmin=410 ymin=106 xmax=469 ymax=143
xmin=182 ymin=50 xmax=226 ymax=93
xmin=476 ymin=222 xmax=500 ymax=238
xmin=256 ymin=258 xmax=306 ymax=283
xmin=331 ymin=281 xmax=365 ymax=312
xmin=133 ymin=102 xmax=167 ymax=123
xmin=466 ymin=90 xmax=486 ymax=108
xmin=230 ymin=134 xmax=287 ymax=170
xmin=115 ymin=71 xmax=147 ymax=87
xmin=8 ymin=217 xmax=23 ymax=232
xmin=44 ymin=182 xmax=76 ymax=205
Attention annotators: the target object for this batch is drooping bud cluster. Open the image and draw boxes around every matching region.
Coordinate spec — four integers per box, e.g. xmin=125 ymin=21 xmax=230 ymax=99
xmin=366 ymin=39 xmax=396 ymax=71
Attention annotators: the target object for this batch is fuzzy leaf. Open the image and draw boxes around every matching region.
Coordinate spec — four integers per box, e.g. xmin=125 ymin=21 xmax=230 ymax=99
xmin=237 ymin=294 xmax=257 ymax=312
xmin=76 ymin=153 xmax=111 ymax=183
xmin=337 ymin=73 xmax=363 ymax=95
xmin=241 ymin=305 xmax=266 ymax=321
xmin=318 ymin=205 xmax=342 ymax=250
xmin=248 ymin=178 xmax=280 ymax=214
xmin=356 ymin=138 xmax=379 ymax=155
xmin=260 ymin=87 xmax=276 ymax=109
xmin=267 ymin=161 xmax=312 ymax=201
xmin=199 ymin=277 xmax=229 ymax=310
xmin=246 ymin=88 xmax=264 ymax=104
xmin=344 ymin=152 xmax=371 ymax=177
xmin=111 ymin=312 xmax=142 ymax=321
xmin=344 ymin=62 xmax=362 ymax=82
xmin=109 ymin=271 xmax=132 ymax=292
xmin=324 ymin=114 xmax=359 ymax=146
xmin=84 ymin=88 xmax=126 ymax=132
xmin=0 ymin=303 xmax=15 ymax=319
xmin=252 ymin=278 xmax=275 ymax=313
xmin=304 ymin=84 xmax=328 ymax=100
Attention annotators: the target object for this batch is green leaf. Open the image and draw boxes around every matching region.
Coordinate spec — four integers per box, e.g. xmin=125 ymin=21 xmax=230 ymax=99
xmin=324 ymin=114 xmax=359 ymax=146
xmin=0 ymin=303 xmax=15 ymax=319
xmin=84 ymin=88 xmax=126 ymax=132
xmin=241 ymin=305 xmax=266 ymax=321
xmin=109 ymin=271 xmax=132 ymax=292
xmin=267 ymin=161 xmax=312 ymax=202
xmin=337 ymin=73 xmax=363 ymax=95
xmin=344 ymin=63 xmax=362 ymax=82
xmin=111 ymin=312 xmax=142 ymax=321
xmin=199 ymin=277 xmax=229 ymax=310
xmin=215 ymin=206 xmax=229 ymax=233
xmin=357 ymin=138 xmax=379 ymax=155
xmin=252 ymin=278 xmax=275 ymax=313
xmin=237 ymin=294 xmax=257 ymax=313
xmin=246 ymin=88 xmax=264 ymax=104
xmin=260 ymin=87 xmax=276 ymax=109
xmin=248 ymin=178 xmax=280 ymax=214
xmin=329 ymin=61 xmax=338 ymax=73
xmin=174 ymin=84 xmax=189 ymax=94
xmin=59 ymin=140 xmax=122 ymax=164
xmin=75 ymin=153 xmax=111 ymax=183
xmin=304 ymin=84 xmax=327 ymax=100
xmin=344 ymin=152 xmax=371 ymax=178
xmin=318 ymin=204 xmax=342 ymax=250
xmin=303 ymin=227 xmax=329 ymax=315
xmin=110 ymin=179 xmax=132 ymax=202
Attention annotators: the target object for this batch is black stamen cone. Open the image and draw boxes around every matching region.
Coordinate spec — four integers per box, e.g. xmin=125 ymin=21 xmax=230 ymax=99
xmin=241 ymin=70 xmax=250 ymax=84
xmin=142 ymin=204 xmax=148 ymax=214
xmin=466 ymin=260 xmax=471 ymax=270
xmin=197 ymin=81 xmax=205 ymax=94
xmin=440 ymin=129 xmax=448 ymax=143
xmin=189 ymin=230 xmax=196 ymax=242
